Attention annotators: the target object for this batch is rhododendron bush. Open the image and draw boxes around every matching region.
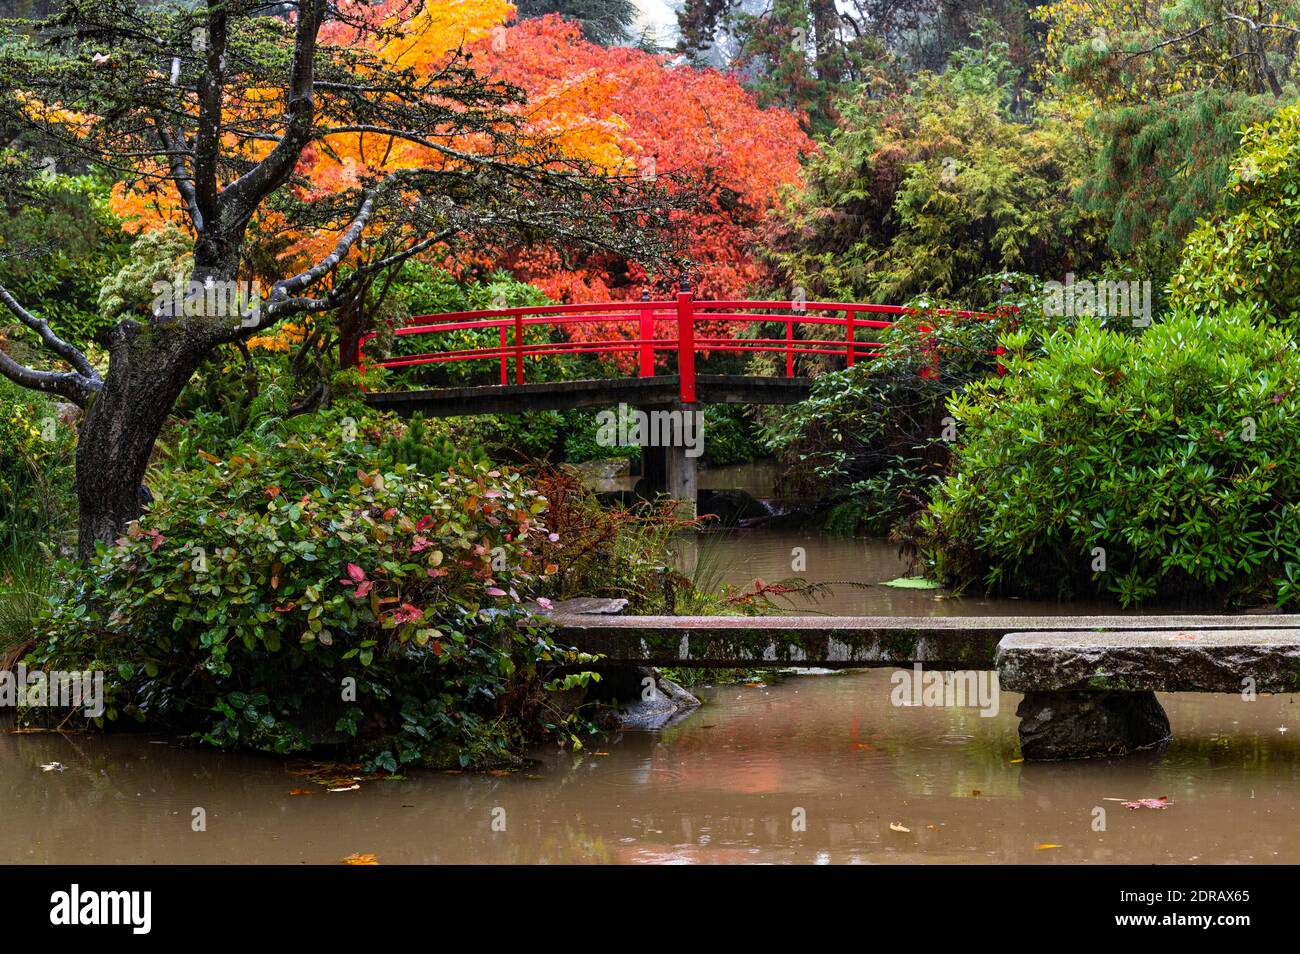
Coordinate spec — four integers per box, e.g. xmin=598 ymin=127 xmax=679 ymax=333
xmin=29 ymin=424 xmax=600 ymax=769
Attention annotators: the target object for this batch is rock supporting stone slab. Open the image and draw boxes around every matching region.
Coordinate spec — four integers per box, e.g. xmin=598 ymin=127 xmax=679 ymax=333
xmin=1016 ymin=691 xmax=1171 ymax=760
xmin=996 ymin=628 xmax=1300 ymax=694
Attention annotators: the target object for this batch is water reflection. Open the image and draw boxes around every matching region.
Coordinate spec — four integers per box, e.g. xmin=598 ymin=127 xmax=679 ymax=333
xmin=4 ymin=671 xmax=1298 ymax=863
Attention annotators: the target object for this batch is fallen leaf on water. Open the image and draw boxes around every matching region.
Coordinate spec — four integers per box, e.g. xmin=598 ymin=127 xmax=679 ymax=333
xmin=341 ymin=853 xmax=379 ymax=865
xmin=593 ymin=751 xmax=610 ymax=756
xmin=288 ymin=789 xmax=315 ymax=796
xmin=40 ymin=762 xmax=64 ymax=773
xmin=1035 ymin=843 xmax=1062 ymax=850
xmin=926 ymin=824 xmax=943 ymax=831
xmin=329 ymin=784 xmax=361 ymax=793
xmin=889 ymin=822 xmax=911 ymax=833
xmin=1009 ymin=758 xmax=1024 ymax=764
xmin=1122 ymin=796 xmax=1170 ymax=810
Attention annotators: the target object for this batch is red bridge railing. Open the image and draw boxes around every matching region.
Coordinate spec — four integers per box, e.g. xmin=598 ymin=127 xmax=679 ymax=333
xmin=360 ymin=289 xmax=1008 ymax=403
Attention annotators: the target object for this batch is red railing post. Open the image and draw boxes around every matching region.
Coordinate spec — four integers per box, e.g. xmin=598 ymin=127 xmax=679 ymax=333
xmin=785 ymin=317 xmax=794 ymax=378
xmin=513 ymin=312 xmax=524 ymax=385
xmin=845 ymin=309 xmax=855 ymax=368
xmin=639 ymin=288 xmax=654 ymax=378
xmin=918 ymin=321 xmax=938 ymax=380
xmin=499 ymin=323 xmax=508 ymax=385
xmin=355 ymin=332 xmax=370 ymax=390
xmin=676 ymin=277 xmax=695 ymax=403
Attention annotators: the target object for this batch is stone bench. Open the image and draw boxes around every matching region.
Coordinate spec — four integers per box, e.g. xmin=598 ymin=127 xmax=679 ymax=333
xmin=996 ymin=629 xmax=1300 ymax=760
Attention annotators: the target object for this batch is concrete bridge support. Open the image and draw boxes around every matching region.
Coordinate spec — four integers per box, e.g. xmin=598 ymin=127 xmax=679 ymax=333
xmin=665 ymin=440 xmax=698 ymax=519
xmin=633 ymin=402 xmax=700 ymax=518
xmin=638 ymin=441 xmax=698 ymax=518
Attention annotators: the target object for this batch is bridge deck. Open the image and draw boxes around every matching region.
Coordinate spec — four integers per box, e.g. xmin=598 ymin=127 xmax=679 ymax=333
xmin=365 ymin=374 xmax=814 ymax=417
xmin=550 ymin=613 xmax=1300 ymax=670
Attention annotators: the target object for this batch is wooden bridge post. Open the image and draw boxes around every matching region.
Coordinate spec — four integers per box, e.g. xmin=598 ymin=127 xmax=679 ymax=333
xmin=499 ymin=324 xmax=508 ymax=386
xmin=513 ymin=312 xmax=524 ymax=385
xmin=676 ymin=277 xmax=695 ymax=403
xmin=845 ymin=308 xmax=856 ymax=368
xmin=672 ymin=277 xmax=699 ymax=517
xmin=638 ymin=289 xmax=654 ymax=378
xmin=785 ymin=317 xmax=794 ymax=377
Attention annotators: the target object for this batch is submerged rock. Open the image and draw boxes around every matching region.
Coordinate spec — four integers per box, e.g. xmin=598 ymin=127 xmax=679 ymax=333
xmin=614 ymin=669 xmax=701 ymax=730
xmin=697 ymin=489 xmax=770 ymax=527
xmin=1016 ymin=690 xmax=1171 ymax=760
xmin=587 ymin=665 xmax=701 ymax=730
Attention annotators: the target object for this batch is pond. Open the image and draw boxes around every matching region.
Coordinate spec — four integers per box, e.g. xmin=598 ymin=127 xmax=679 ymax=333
xmin=4 ymin=669 xmax=1296 ymax=863
xmin=1 ymin=470 xmax=1272 ymax=864
xmin=684 ymin=527 xmax=1169 ymax=617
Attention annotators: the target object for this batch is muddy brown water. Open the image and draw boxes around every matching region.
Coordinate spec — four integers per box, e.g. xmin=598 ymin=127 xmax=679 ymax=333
xmin=0 ymin=486 xmax=1281 ymax=863
xmin=5 ymin=670 xmax=1300 ymax=863
xmin=689 ymin=528 xmax=1167 ymax=617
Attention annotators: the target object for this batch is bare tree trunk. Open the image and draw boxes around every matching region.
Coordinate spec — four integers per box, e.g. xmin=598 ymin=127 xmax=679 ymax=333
xmin=810 ymin=0 xmax=839 ymax=80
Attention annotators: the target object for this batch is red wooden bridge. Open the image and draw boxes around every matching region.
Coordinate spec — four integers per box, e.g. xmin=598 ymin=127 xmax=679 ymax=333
xmin=359 ymin=286 xmax=1006 ymax=512
xmin=361 ymin=285 xmax=1006 ymax=418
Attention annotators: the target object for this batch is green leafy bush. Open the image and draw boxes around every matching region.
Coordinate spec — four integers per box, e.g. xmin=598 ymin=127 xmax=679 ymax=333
xmin=918 ymin=308 xmax=1300 ymax=607
xmin=1170 ymin=99 xmax=1300 ymax=331
xmin=29 ymin=425 xmax=599 ymax=768
xmin=764 ymin=43 xmax=1109 ymax=306
xmin=0 ymin=172 xmax=129 ymax=347
xmin=381 ymin=413 xmax=487 ymax=474
xmin=97 ymin=224 xmax=193 ymax=323
xmin=0 ymin=375 xmax=76 ymax=660
xmin=760 ymin=308 xmax=1008 ymax=532
xmin=699 ymin=404 xmax=759 ymax=468
xmin=561 ymin=408 xmax=641 ymax=464
xmin=0 ymin=375 xmax=75 ymax=542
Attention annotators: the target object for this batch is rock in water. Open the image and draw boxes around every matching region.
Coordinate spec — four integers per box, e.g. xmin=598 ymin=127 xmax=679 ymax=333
xmin=697 ymin=489 xmax=770 ymax=527
xmin=1016 ymin=690 xmax=1171 ymax=760
xmin=591 ymin=666 xmax=701 ymax=730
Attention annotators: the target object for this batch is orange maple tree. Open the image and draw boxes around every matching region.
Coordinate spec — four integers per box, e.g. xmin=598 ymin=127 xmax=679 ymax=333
xmin=110 ymin=2 xmax=812 ymax=360
xmin=473 ymin=14 xmax=812 ymax=304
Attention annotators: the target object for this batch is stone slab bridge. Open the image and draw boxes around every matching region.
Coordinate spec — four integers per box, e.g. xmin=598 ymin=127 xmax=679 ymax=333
xmin=361 ymin=285 xmax=1008 ymax=513
xmin=548 ymin=609 xmax=1300 ymax=761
